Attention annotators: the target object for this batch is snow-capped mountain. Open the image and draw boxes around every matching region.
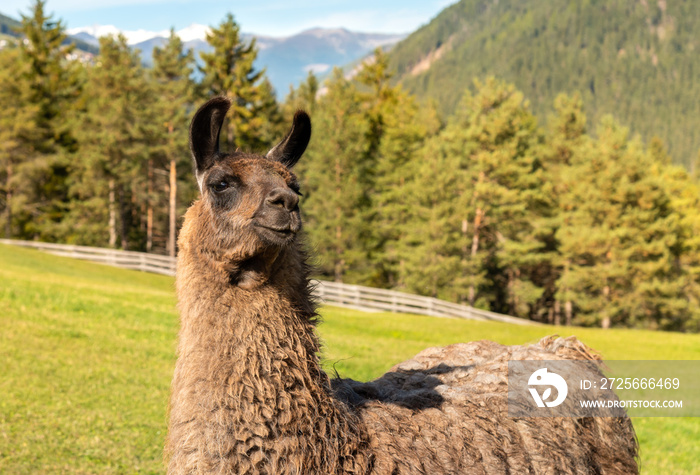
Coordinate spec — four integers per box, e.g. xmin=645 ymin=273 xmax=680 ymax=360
xmin=65 ymin=23 xmax=405 ymax=97
xmin=67 ymin=24 xmax=173 ymax=45
xmin=174 ymin=24 xmax=211 ymax=43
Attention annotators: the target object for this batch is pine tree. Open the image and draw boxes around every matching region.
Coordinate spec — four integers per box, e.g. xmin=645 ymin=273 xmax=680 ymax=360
xmin=256 ymin=77 xmax=285 ymax=146
xmin=544 ymin=93 xmax=589 ymax=325
xmin=200 ymin=13 xmax=280 ymax=151
xmin=299 ymin=53 xmax=435 ymax=286
xmin=283 ymin=71 xmax=319 ymax=119
xmin=0 ymin=47 xmax=39 ymax=238
xmin=357 ymin=49 xmax=441 ymax=287
xmin=68 ymin=34 xmax=152 ymax=249
xmin=398 ymin=133 xmax=468 ymax=300
xmin=11 ymin=0 xmax=83 ymax=239
xmin=649 ymin=148 xmax=700 ymax=331
xmin=399 ymin=78 xmax=547 ymax=315
xmin=298 ymin=68 xmax=370 ymax=282
xmin=151 ymin=30 xmax=196 ymax=256
xmin=556 ymin=117 xmax=690 ymax=329
xmin=453 ymin=79 xmax=543 ymax=313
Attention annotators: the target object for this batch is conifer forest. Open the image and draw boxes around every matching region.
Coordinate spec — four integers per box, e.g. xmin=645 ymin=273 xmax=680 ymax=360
xmin=3 ymin=1 xmax=700 ymax=332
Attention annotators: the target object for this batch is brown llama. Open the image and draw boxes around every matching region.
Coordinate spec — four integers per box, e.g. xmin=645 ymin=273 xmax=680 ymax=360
xmin=166 ymin=96 xmax=638 ymax=474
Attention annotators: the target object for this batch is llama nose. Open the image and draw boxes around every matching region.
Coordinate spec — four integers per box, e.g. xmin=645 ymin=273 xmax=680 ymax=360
xmin=266 ymin=187 xmax=299 ymax=211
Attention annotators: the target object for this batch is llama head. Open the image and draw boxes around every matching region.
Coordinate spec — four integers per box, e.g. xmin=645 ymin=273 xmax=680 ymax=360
xmin=187 ymin=96 xmax=311 ymax=288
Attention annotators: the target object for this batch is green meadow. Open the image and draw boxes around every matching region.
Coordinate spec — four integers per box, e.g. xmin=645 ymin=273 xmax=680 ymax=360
xmin=0 ymin=244 xmax=698 ymax=474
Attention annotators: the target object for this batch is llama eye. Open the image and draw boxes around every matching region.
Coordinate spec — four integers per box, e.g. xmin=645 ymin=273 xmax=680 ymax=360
xmin=212 ymin=181 xmax=229 ymax=193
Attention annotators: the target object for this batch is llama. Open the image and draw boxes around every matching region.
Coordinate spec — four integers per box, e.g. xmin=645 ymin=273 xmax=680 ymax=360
xmin=166 ymin=96 xmax=638 ymax=474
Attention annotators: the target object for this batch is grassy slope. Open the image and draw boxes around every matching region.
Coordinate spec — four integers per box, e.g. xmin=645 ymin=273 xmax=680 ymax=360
xmin=0 ymin=245 xmax=176 ymax=473
xmin=0 ymin=244 xmax=698 ymax=473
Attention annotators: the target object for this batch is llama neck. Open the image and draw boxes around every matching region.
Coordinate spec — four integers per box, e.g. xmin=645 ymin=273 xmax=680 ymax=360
xmin=170 ymin=242 xmax=369 ymax=473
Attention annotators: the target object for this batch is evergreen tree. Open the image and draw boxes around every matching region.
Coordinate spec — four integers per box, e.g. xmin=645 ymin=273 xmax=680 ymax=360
xmin=256 ymin=77 xmax=285 ymax=146
xmin=151 ymin=30 xmax=196 ymax=255
xmin=397 ymin=133 xmax=467 ymax=300
xmin=200 ymin=13 xmax=280 ymax=151
xmin=543 ymin=93 xmax=589 ymax=325
xmin=11 ymin=0 xmax=83 ymax=239
xmin=399 ymin=79 xmax=547 ymax=313
xmin=298 ymin=68 xmax=370 ymax=282
xmin=0 ymin=47 xmax=38 ymax=238
xmin=283 ymin=71 xmax=318 ymax=119
xmin=650 ymin=152 xmax=700 ymax=331
xmin=556 ymin=117 xmax=689 ymax=329
xmin=67 ymin=35 xmax=152 ymax=249
xmin=300 ymin=52 xmax=437 ymax=286
xmin=358 ymin=49 xmax=441 ymax=287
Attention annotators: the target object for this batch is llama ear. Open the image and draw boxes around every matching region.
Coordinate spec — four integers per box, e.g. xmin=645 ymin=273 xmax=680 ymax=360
xmin=266 ymin=110 xmax=311 ymax=168
xmin=189 ymin=96 xmax=231 ymax=175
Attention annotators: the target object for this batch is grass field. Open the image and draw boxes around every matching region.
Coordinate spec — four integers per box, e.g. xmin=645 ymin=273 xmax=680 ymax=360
xmin=0 ymin=243 xmax=698 ymax=473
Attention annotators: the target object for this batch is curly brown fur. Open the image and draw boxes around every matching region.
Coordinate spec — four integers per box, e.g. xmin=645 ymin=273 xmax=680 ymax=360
xmin=336 ymin=337 xmax=638 ymax=474
xmin=166 ymin=97 xmax=638 ymax=474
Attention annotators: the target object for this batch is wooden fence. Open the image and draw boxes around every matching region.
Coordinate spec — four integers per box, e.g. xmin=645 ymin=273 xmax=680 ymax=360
xmin=0 ymin=239 xmax=177 ymax=276
xmin=0 ymin=239 xmax=538 ymax=326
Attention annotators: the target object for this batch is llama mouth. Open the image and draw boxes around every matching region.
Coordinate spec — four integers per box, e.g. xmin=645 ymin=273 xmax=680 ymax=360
xmin=254 ymin=223 xmax=298 ymax=240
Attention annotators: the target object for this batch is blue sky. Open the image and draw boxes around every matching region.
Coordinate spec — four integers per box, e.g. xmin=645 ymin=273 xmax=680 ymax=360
xmin=3 ymin=0 xmax=455 ymax=36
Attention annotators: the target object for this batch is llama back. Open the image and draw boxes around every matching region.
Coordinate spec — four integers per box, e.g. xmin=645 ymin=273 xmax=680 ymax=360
xmin=335 ymin=337 xmax=638 ymax=474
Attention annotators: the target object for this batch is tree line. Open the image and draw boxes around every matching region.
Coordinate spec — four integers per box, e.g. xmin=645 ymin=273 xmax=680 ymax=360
xmin=2 ymin=1 xmax=699 ymax=331
xmin=0 ymin=1 xmax=282 ymax=256
xmin=293 ymin=52 xmax=700 ymax=333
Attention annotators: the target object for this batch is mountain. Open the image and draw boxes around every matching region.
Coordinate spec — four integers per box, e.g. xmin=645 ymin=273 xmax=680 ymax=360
xmin=0 ymin=12 xmax=20 ymax=37
xmin=252 ymin=28 xmax=404 ymax=96
xmin=67 ymin=24 xmax=173 ymax=46
xmin=388 ymin=0 xmax=700 ymax=168
xmin=0 ymin=11 xmax=98 ymax=54
xmin=66 ymin=24 xmax=404 ymax=98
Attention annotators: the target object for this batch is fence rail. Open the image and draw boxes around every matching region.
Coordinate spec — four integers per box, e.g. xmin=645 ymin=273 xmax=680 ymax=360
xmin=0 ymin=239 xmax=538 ymax=326
xmin=0 ymin=239 xmax=177 ymax=276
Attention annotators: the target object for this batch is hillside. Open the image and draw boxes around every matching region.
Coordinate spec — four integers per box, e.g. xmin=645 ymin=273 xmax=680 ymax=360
xmin=1 ymin=243 xmax=699 ymax=472
xmin=389 ymin=0 xmax=700 ymax=168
